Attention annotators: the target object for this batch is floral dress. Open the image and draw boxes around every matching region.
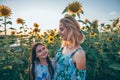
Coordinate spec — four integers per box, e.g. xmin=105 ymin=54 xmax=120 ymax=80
xmin=54 ymin=48 xmax=86 ymax=80
xmin=35 ymin=63 xmax=50 ymax=80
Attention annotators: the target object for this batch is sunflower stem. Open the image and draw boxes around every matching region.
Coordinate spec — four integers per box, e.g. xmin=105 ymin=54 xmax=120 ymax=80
xmin=4 ymin=16 xmax=7 ymax=42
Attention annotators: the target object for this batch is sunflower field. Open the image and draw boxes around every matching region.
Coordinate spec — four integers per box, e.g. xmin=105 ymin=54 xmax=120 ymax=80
xmin=0 ymin=1 xmax=120 ymax=80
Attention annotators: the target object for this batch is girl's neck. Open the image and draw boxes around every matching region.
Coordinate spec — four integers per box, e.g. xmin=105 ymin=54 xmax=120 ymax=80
xmin=39 ymin=58 xmax=47 ymax=65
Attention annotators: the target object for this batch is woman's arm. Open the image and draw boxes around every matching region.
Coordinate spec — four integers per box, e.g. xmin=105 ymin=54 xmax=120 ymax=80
xmin=72 ymin=50 xmax=86 ymax=70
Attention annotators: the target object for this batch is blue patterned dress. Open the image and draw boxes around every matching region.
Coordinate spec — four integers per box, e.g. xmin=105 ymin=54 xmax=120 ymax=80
xmin=54 ymin=48 xmax=86 ymax=80
xmin=35 ymin=63 xmax=50 ymax=80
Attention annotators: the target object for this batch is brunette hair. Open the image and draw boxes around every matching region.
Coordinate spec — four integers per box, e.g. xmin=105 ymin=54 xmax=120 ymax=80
xmin=31 ymin=43 xmax=54 ymax=80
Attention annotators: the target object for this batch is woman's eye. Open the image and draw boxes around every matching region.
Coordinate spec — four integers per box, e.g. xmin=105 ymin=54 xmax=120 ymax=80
xmin=60 ymin=28 xmax=64 ymax=31
xmin=61 ymin=29 xmax=63 ymax=31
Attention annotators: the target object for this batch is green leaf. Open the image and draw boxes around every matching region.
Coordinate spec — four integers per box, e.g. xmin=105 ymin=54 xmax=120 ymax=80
xmin=62 ymin=7 xmax=68 ymax=14
xmin=6 ymin=21 xmax=12 ymax=25
xmin=100 ymin=23 xmax=105 ymax=27
xmin=109 ymin=63 xmax=120 ymax=70
xmin=93 ymin=29 xmax=99 ymax=34
xmin=17 ymin=60 xmax=24 ymax=64
xmin=20 ymin=27 xmax=23 ymax=29
xmin=24 ymin=30 xmax=27 ymax=32
xmin=71 ymin=14 xmax=76 ymax=17
xmin=0 ymin=30 xmax=3 ymax=33
xmin=78 ymin=19 xmax=86 ymax=24
xmin=17 ymin=31 xmax=22 ymax=34
xmin=64 ymin=14 xmax=70 ymax=17
xmin=9 ymin=27 xmax=16 ymax=30
xmin=81 ymin=10 xmax=84 ymax=14
xmin=77 ymin=12 xmax=80 ymax=19
xmin=0 ymin=19 xmax=3 ymax=21
xmin=88 ymin=21 xmax=93 ymax=26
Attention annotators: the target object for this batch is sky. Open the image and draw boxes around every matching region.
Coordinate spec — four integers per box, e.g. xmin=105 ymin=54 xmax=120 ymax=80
xmin=0 ymin=0 xmax=120 ymax=33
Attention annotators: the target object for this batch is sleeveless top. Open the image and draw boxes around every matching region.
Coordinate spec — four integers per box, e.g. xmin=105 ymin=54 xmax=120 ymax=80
xmin=35 ymin=63 xmax=50 ymax=80
xmin=54 ymin=48 xmax=86 ymax=80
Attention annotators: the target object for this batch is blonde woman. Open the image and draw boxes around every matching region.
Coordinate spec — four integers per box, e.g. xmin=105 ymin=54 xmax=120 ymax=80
xmin=54 ymin=16 xmax=86 ymax=80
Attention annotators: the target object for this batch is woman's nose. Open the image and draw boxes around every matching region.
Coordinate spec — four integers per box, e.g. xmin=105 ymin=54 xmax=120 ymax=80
xmin=58 ymin=31 xmax=62 ymax=35
xmin=57 ymin=32 xmax=60 ymax=36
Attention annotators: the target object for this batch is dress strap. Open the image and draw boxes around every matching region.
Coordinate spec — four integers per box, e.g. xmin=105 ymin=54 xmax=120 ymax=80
xmin=71 ymin=48 xmax=82 ymax=57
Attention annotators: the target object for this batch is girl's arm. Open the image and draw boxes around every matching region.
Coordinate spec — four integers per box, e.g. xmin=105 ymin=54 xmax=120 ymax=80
xmin=29 ymin=64 xmax=33 ymax=80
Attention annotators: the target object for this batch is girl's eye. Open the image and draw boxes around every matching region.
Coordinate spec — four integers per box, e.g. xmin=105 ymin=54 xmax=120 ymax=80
xmin=37 ymin=50 xmax=42 ymax=53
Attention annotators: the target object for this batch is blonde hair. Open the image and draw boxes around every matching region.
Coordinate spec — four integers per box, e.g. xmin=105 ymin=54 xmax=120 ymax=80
xmin=60 ymin=16 xmax=85 ymax=48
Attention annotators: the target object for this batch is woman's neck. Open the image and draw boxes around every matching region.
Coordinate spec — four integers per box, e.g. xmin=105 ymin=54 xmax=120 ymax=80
xmin=66 ymin=44 xmax=80 ymax=50
xmin=62 ymin=45 xmax=81 ymax=55
xmin=39 ymin=58 xmax=47 ymax=65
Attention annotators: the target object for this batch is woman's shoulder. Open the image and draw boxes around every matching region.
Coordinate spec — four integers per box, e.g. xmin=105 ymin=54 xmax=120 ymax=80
xmin=71 ymin=47 xmax=85 ymax=55
xmin=72 ymin=48 xmax=86 ymax=70
xmin=76 ymin=49 xmax=85 ymax=55
xmin=73 ymin=48 xmax=85 ymax=60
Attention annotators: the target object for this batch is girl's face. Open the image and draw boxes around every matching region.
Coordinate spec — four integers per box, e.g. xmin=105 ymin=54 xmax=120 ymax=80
xmin=36 ymin=45 xmax=48 ymax=59
xmin=58 ymin=22 xmax=68 ymax=41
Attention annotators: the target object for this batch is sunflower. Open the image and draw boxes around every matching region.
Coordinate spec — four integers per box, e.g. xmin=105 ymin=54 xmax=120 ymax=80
xmin=85 ymin=18 xmax=89 ymax=23
xmin=33 ymin=28 xmax=40 ymax=33
xmin=16 ymin=18 xmax=24 ymax=25
xmin=90 ymin=32 xmax=97 ymax=37
xmin=53 ymin=28 xmax=57 ymax=35
xmin=113 ymin=18 xmax=119 ymax=27
xmin=93 ymin=20 xmax=98 ymax=25
xmin=90 ymin=33 xmax=97 ymax=37
xmin=117 ymin=25 xmax=120 ymax=31
xmin=48 ymin=33 xmax=55 ymax=37
xmin=54 ymin=29 xmax=57 ymax=32
xmin=48 ymin=36 xmax=54 ymax=43
xmin=19 ymin=34 xmax=24 ymax=37
xmin=44 ymin=31 xmax=47 ymax=35
xmin=28 ymin=31 xmax=32 ymax=34
xmin=8 ymin=65 xmax=12 ymax=69
xmin=11 ymin=31 xmax=16 ymax=35
xmin=94 ymin=42 xmax=99 ymax=45
xmin=118 ymin=51 xmax=120 ymax=55
xmin=34 ymin=23 xmax=39 ymax=28
xmin=24 ymin=69 xmax=29 ymax=74
xmin=106 ymin=25 xmax=111 ymax=30
xmin=81 ymin=27 xmax=85 ymax=30
xmin=68 ymin=1 xmax=82 ymax=14
xmin=92 ymin=20 xmax=98 ymax=28
xmin=107 ymin=37 xmax=114 ymax=42
xmin=0 ymin=5 xmax=11 ymax=17
xmin=41 ymin=34 xmax=44 ymax=37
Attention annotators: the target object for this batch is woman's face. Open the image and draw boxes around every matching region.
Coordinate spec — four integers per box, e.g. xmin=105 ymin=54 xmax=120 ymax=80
xmin=36 ymin=45 xmax=48 ymax=59
xmin=59 ymin=22 xmax=68 ymax=41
